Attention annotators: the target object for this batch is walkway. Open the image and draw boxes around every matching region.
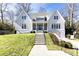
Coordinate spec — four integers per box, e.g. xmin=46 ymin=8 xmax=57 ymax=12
xmin=29 ymin=45 xmax=71 ymax=56
xmin=34 ymin=33 xmax=45 ymax=45
xmin=29 ymin=33 xmax=71 ymax=56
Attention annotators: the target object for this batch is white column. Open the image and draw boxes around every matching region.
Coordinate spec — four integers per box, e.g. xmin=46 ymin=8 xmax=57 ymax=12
xmin=43 ymin=23 xmax=44 ymax=31
xmin=36 ymin=23 xmax=37 ymax=31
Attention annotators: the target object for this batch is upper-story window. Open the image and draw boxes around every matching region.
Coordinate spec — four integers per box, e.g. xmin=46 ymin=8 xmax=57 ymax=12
xmin=45 ymin=17 xmax=47 ymax=21
xmin=22 ymin=16 xmax=26 ymax=19
xmin=36 ymin=17 xmax=47 ymax=21
xmin=54 ymin=16 xmax=58 ymax=19
xmin=36 ymin=18 xmax=44 ymax=20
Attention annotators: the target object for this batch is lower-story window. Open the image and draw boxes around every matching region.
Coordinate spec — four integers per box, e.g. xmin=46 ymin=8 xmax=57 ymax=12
xmin=22 ymin=24 xmax=26 ymax=29
xmin=33 ymin=24 xmax=36 ymax=30
xmin=52 ymin=23 xmax=60 ymax=29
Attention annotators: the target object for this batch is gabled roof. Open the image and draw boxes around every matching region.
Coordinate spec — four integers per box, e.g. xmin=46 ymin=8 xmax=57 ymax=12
xmin=15 ymin=9 xmax=32 ymax=21
xmin=48 ymin=10 xmax=65 ymax=22
xmin=56 ymin=10 xmax=65 ymax=22
xmin=16 ymin=10 xmax=65 ymax=22
xmin=29 ymin=10 xmax=65 ymax=22
xmin=29 ymin=12 xmax=49 ymax=20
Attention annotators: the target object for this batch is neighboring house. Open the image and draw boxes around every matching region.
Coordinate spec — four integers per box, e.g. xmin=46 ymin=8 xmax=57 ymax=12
xmin=13 ymin=10 xmax=65 ymax=38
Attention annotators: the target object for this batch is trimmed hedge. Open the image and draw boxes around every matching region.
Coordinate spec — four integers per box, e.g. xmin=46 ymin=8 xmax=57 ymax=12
xmin=65 ymin=42 xmax=72 ymax=49
xmin=59 ymin=40 xmax=72 ymax=49
xmin=59 ymin=40 xmax=65 ymax=47
xmin=43 ymin=31 xmax=48 ymax=33
xmin=30 ymin=31 xmax=35 ymax=33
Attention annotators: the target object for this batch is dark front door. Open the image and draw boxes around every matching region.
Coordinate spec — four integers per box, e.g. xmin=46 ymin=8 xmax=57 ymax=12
xmin=37 ymin=24 xmax=43 ymax=30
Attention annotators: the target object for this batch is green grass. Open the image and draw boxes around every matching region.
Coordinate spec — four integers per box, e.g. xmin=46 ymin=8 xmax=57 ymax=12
xmin=45 ymin=33 xmax=79 ymax=56
xmin=0 ymin=34 xmax=35 ymax=56
xmin=45 ymin=33 xmax=61 ymax=50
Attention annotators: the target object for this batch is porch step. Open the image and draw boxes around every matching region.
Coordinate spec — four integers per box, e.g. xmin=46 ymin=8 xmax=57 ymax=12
xmin=34 ymin=33 xmax=45 ymax=45
xmin=36 ymin=30 xmax=43 ymax=33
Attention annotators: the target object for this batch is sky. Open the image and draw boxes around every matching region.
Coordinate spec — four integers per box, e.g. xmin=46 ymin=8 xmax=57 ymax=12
xmin=8 ymin=3 xmax=65 ymax=13
xmin=5 ymin=3 xmax=79 ymax=22
xmin=31 ymin=3 xmax=65 ymax=12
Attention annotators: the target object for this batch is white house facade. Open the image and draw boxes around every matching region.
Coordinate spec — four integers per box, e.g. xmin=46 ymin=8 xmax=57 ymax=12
xmin=13 ymin=10 xmax=65 ymax=38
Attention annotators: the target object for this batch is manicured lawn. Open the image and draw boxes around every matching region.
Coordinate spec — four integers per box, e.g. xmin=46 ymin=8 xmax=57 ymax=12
xmin=45 ymin=33 xmax=61 ymax=50
xmin=45 ymin=33 xmax=79 ymax=56
xmin=0 ymin=34 xmax=35 ymax=56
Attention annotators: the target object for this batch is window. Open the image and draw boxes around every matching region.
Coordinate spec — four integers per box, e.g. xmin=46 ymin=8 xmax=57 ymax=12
xmin=52 ymin=24 xmax=60 ymax=29
xmin=22 ymin=16 xmax=26 ymax=19
xmin=22 ymin=24 xmax=26 ymax=29
xmin=45 ymin=17 xmax=47 ymax=21
xmin=36 ymin=18 xmax=45 ymax=20
xmin=58 ymin=24 xmax=60 ymax=29
xmin=54 ymin=16 xmax=58 ymax=19
xmin=44 ymin=23 xmax=47 ymax=30
xmin=33 ymin=24 xmax=36 ymax=30
xmin=52 ymin=24 xmax=54 ymax=29
xmin=56 ymin=24 xmax=58 ymax=29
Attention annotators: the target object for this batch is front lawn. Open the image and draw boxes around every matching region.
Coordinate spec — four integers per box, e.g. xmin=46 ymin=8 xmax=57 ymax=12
xmin=45 ymin=33 xmax=79 ymax=56
xmin=45 ymin=33 xmax=61 ymax=50
xmin=0 ymin=34 xmax=35 ymax=56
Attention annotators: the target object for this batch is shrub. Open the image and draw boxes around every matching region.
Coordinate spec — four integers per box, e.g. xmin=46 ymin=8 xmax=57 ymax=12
xmin=43 ymin=31 xmax=48 ymax=33
xmin=0 ymin=22 xmax=15 ymax=34
xmin=59 ymin=40 xmax=72 ymax=49
xmin=66 ymin=34 xmax=71 ymax=39
xmin=59 ymin=40 xmax=65 ymax=47
xmin=65 ymin=42 xmax=72 ymax=49
xmin=30 ymin=31 xmax=35 ymax=33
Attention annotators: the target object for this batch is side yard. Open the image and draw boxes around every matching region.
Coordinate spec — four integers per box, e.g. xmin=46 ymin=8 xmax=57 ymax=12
xmin=0 ymin=34 xmax=35 ymax=56
xmin=45 ymin=33 xmax=79 ymax=56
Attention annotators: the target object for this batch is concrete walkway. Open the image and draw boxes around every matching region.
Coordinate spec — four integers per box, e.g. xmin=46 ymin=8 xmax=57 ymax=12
xmin=34 ymin=33 xmax=45 ymax=45
xmin=29 ymin=33 xmax=71 ymax=56
xmin=29 ymin=45 xmax=71 ymax=56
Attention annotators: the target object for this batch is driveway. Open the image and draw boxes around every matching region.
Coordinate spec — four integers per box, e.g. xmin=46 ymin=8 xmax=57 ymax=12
xmin=62 ymin=38 xmax=79 ymax=49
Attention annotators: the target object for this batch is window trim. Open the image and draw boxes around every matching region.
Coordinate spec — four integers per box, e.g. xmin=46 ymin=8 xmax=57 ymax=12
xmin=22 ymin=16 xmax=26 ymax=19
xmin=22 ymin=24 xmax=26 ymax=29
xmin=54 ymin=16 xmax=58 ymax=19
xmin=52 ymin=23 xmax=60 ymax=29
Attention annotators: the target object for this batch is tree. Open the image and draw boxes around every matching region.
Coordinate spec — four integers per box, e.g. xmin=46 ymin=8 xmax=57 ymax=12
xmin=6 ymin=10 xmax=14 ymax=26
xmin=62 ymin=3 xmax=79 ymax=35
xmin=15 ymin=3 xmax=31 ymax=16
xmin=65 ymin=3 xmax=78 ymax=27
xmin=0 ymin=3 xmax=8 ymax=23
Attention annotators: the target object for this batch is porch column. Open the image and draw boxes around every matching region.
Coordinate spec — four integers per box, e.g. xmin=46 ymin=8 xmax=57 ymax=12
xmin=43 ymin=23 xmax=44 ymax=31
xmin=36 ymin=23 xmax=37 ymax=31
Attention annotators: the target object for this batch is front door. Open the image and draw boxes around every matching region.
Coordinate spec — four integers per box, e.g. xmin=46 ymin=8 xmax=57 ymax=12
xmin=37 ymin=24 xmax=43 ymax=30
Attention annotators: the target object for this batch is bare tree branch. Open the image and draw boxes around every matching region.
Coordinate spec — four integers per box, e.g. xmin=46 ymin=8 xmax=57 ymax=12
xmin=16 ymin=3 xmax=31 ymax=16
xmin=0 ymin=3 xmax=8 ymax=23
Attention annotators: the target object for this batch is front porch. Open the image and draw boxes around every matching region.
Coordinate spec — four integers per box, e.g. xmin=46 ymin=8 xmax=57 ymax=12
xmin=32 ymin=23 xmax=47 ymax=32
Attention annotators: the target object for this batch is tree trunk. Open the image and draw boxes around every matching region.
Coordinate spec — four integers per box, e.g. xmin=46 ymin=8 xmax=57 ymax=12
xmin=1 ymin=9 xmax=4 ymax=24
